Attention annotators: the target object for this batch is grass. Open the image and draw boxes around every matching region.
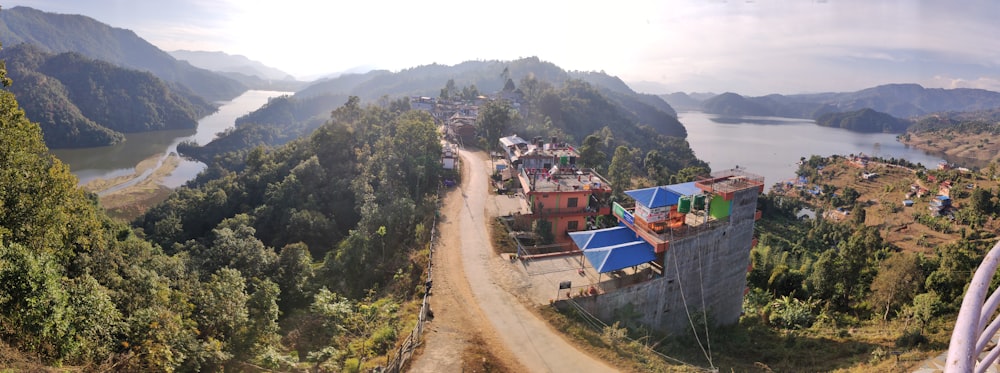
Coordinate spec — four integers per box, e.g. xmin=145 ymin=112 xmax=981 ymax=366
xmin=536 ymin=303 xmax=954 ymax=372
xmin=490 ymin=218 xmax=518 ymax=254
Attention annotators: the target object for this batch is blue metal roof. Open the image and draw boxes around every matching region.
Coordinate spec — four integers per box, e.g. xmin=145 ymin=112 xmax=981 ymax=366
xmin=664 ymin=181 xmax=701 ymax=196
xmin=624 ymin=186 xmax=681 ymax=209
xmin=570 ymin=226 xmax=657 ymax=273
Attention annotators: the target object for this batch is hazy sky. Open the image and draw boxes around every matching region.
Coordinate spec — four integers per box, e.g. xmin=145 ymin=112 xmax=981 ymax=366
xmin=6 ymin=0 xmax=999 ymax=95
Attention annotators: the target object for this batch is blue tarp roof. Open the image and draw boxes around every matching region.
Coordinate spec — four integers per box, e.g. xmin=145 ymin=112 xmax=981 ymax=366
xmin=625 ymin=186 xmax=681 ymax=209
xmin=570 ymin=226 xmax=657 ymax=273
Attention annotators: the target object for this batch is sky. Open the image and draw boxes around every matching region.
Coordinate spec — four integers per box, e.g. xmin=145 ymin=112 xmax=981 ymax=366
xmin=5 ymin=0 xmax=1000 ymax=95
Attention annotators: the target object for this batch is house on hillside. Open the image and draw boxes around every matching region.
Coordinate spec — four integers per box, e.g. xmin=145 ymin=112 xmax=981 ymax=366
xmin=446 ymin=113 xmax=477 ymax=143
xmin=499 ymin=135 xmax=612 ymax=244
xmin=564 ymin=168 xmax=765 ymax=334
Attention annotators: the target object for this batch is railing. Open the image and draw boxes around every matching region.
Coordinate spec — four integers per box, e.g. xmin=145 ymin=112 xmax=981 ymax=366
xmin=382 ymin=195 xmax=442 ymax=372
xmin=946 ymin=240 xmax=1000 ymax=372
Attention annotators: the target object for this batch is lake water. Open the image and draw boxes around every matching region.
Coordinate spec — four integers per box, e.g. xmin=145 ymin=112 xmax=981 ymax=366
xmin=679 ymin=111 xmax=978 ymax=190
xmin=52 ymin=90 xmax=289 ymax=189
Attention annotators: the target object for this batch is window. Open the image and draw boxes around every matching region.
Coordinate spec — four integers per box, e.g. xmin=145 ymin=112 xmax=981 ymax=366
xmin=567 ymin=220 xmax=579 ymax=231
xmin=567 ymin=197 xmax=579 ymax=208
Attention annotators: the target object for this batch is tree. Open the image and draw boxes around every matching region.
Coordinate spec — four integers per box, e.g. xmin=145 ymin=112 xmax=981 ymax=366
xmin=970 ymin=187 xmax=994 ymax=215
xmin=276 ymin=243 xmax=315 ymax=310
xmin=577 ymin=135 xmax=607 ymax=171
xmin=608 ymin=146 xmax=635 ymax=200
xmin=870 ymin=253 xmax=923 ymax=320
xmin=643 ymin=150 xmax=667 ymax=184
xmin=477 ymin=100 xmax=516 ymax=152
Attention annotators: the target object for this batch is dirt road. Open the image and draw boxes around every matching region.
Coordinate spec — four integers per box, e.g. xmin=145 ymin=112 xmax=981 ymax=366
xmin=409 ymin=149 xmax=617 ymax=373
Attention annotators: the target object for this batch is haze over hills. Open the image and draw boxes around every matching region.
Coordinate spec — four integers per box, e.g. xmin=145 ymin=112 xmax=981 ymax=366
xmin=169 ymin=50 xmax=306 ymax=91
xmin=168 ymin=50 xmax=295 ymax=81
xmin=1 ymin=43 xmax=214 ymax=148
xmin=690 ymin=84 xmax=1000 ymax=120
xmin=0 ymin=6 xmax=245 ymax=101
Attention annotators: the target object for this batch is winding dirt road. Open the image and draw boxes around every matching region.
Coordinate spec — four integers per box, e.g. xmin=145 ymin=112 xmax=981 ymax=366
xmin=409 ymin=149 xmax=617 ymax=373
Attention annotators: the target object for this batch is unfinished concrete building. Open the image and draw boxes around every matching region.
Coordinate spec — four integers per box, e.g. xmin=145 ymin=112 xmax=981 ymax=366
xmin=567 ymin=168 xmax=764 ymax=334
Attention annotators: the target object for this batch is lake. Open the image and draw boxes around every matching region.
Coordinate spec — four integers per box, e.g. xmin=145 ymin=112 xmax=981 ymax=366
xmin=679 ymin=112 xmax=978 ymax=190
xmin=52 ymin=90 xmax=290 ymax=189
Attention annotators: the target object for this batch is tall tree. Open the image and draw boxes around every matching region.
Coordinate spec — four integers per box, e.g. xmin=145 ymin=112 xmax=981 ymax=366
xmin=578 ymin=134 xmax=607 ymax=171
xmin=477 ymin=100 xmax=517 ymax=152
xmin=870 ymin=253 xmax=923 ymax=320
xmin=608 ymin=146 xmax=635 ymax=200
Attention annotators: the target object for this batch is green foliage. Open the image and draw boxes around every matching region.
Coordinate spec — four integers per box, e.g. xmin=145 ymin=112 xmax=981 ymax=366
xmin=533 ymin=219 xmax=555 ymax=245
xmin=608 ymin=146 xmax=635 ymax=199
xmin=1 ymin=44 xmax=213 ymax=148
xmin=477 ymin=99 xmax=517 ymax=151
xmin=577 ymin=134 xmax=607 ymax=171
xmin=769 ymin=296 xmax=817 ymax=329
xmin=0 ymin=6 xmax=246 ymax=101
xmin=0 ymin=242 xmax=74 ymax=361
xmin=815 ymin=108 xmax=911 ymax=133
xmin=869 ymin=253 xmax=923 ymax=320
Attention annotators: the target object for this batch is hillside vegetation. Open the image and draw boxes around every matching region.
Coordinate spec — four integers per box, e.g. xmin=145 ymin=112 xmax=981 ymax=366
xmin=0 ymin=6 xmax=245 ymax=101
xmin=815 ymin=108 xmax=910 ymax=133
xmin=0 ymin=37 xmax=442 ymax=369
xmin=183 ymin=58 xmax=704 ymax=189
xmin=1 ymin=43 xmax=213 ymax=148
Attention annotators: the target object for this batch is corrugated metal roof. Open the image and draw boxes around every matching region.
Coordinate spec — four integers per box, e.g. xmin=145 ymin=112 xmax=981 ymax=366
xmin=625 ymin=186 xmax=681 ymax=209
xmin=570 ymin=226 xmax=656 ymax=273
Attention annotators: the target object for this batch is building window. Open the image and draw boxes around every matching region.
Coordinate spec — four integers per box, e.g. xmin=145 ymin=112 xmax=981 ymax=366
xmin=567 ymin=197 xmax=579 ymax=208
xmin=568 ymin=220 xmax=579 ymax=231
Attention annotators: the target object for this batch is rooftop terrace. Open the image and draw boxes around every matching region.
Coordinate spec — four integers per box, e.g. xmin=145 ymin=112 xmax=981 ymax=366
xmin=519 ymin=167 xmax=611 ymax=194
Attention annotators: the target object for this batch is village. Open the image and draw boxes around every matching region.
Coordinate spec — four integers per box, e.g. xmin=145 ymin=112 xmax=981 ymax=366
xmin=770 ymin=153 xmax=999 ymax=254
xmin=414 ymin=91 xmax=768 ymax=336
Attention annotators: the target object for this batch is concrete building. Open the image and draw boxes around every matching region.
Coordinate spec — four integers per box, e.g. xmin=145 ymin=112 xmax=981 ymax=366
xmin=566 ymin=168 xmax=764 ymax=334
xmin=499 ymin=135 xmax=612 ymax=244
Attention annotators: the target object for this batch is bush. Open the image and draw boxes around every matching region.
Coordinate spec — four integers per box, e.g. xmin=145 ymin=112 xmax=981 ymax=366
xmin=895 ymin=329 xmax=927 ymax=348
xmin=369 ymin=325 xmax=397 ymax=354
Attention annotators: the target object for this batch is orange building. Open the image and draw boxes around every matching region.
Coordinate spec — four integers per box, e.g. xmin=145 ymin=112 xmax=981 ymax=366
xmin=500 ymin=135 xmax=612 ymax=243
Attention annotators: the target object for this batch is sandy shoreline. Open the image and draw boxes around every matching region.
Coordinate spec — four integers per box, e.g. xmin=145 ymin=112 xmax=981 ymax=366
xmin=82 ymin=153 xmax=181 ymax=220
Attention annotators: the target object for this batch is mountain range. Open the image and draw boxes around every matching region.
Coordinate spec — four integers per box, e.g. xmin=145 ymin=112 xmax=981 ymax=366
xmin=168 ymin=50 xmax=306 ymax=91
xmin=664 ymin=84 xmax=1000 ymax=121
xmin=1 ymin=43 xmax=214 ymax=148
xmin=0 ymin=6 xmax=245 ymax=101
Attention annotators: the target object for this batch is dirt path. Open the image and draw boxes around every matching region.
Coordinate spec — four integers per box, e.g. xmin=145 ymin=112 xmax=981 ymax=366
xmin=409 ymin=149 xmax=617 ymax=373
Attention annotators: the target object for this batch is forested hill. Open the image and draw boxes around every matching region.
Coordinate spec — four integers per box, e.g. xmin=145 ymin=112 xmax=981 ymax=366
xmin=699 ymin=84 xmax=1000 ymax=120
xmin=815 ymin=108 xmax=910 ymax=133
xmin=0 ymin=6 xmax=245 ymax=101
xmin=187 ymin=57 xmax=697 ymax=177
xmin=1 ymin=43 xmax=214 ymax=148
xmin=0 ymin=41 xmax=443 ymax=369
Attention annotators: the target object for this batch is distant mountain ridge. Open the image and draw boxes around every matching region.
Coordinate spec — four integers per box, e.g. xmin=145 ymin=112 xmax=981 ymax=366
xmin=189 ymin=57 xmax=699 ymax=174
xmin=0 ymin=6 xmax=245 ymax=101
xmin=1 ymin=43 xmax=215 ymax=148
xmin=169 ymin=50 xmax=295 ymax=81
xmin=169 ymin=50 xmax=306 ymax=91
xmin=698 ymin=84 xmax=1000 ymax=119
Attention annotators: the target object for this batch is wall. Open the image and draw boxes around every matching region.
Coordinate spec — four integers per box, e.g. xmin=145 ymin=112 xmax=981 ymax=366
xmin=566 ymin=186 xmax=759 ymax=335
xmin=530 ymin=190 xmax=591 ymax=214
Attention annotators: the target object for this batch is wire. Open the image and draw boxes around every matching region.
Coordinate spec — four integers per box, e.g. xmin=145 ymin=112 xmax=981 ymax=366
xmin=673 ymin=247 xmax=714 ymax=367
xmin=697 ymin=246 xmax=716 ymax=369
xmin=565 ymin=298 xmax=716 ymax=372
